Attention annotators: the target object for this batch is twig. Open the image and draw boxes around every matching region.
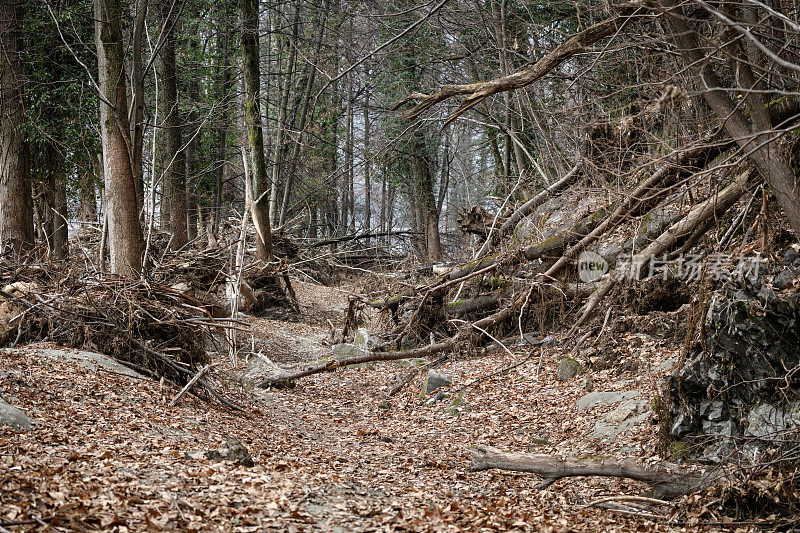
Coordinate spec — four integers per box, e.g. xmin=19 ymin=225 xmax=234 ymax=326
xmin=170 ymin=363 xmax=219 ymax=407
xmin=581 ymin=495 xmax=673 ymax=509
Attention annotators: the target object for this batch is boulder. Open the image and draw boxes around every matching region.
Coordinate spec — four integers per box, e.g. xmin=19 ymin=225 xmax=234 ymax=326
xmin=576 ymin=390 xmax=641 ymax=411
xmin=425 ymin=371 xmax=452 ymax=395
xmin=665 ymin=274 xmax=800 ymax=460
xmin=331 ymin=343 xmax=369 ymax=359
xmin=0 ymin=397 xmax=32 ymax=431
xmin=556 ymin=358 xmax=583 ymax=381
xmin=591 ymin=399 xmax=650 ymax=439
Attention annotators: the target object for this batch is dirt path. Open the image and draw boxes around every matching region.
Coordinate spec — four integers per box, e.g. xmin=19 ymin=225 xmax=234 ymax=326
xmin=1 ymin=281 xmax=689 ymax=532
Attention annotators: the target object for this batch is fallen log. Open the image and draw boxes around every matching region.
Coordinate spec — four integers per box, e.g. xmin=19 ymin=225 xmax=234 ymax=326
xmin=544 ymin=141 xmax=730 ymax=279
xmin=468 ymin=445 xmax=723 ymax=500
xmin=482 ymin=160 xmax=583 ymax=254
xmin=259 ymin=306 xmax=516 ymax=387
xmin=573 ymin=168 xmax=754 ymax=327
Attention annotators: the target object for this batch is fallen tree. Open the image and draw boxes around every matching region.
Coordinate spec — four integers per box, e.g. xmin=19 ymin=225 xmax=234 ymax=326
xmin=258 ymin=305 xmax=517 ymax=387
xmin=573 ymin=168 xmax=755 ymax=327
xmin=468 ymin=446 xmax=724 ymax=500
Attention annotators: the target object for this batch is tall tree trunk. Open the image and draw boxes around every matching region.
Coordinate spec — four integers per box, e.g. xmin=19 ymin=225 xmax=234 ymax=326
xmin=0 ymin=0 xmax=33 ymax=256
xmin=41 ymin=142 xmax=57 ymax=256
xmin=345 ymin=70 xmax=354 ymax=232
xmin=53 ymin=169 xmax=68 ymax=259
xmin=213 ymin=11 xmax=232 ymax=236
xmin=185 ymin=20 xmax=200 ymax=243
xmin=268 ymin=3 xmax=300 ymax=225
xmin=130 ymin=0 xmax=147 ymax=213
xmin=239 ymin=0 xmax=273 ymax=260
xmin=159 ymin=0 xmax=187 ymax=250
xmin=363 ymin=82 xmax=371 ymax=241
xmin=94 ymin=0 xmax=144 ymax=276
xmin=409 ymin=130 xmax=442 ymax=262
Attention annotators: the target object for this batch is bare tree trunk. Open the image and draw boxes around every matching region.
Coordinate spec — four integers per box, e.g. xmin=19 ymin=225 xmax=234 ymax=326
xmin=94 ymin=0 xmax=144 ymax=276
xmin=363 ymin=80 xmax=372 ymax=240
xmin=159 ymin=0 xmax=187 ymax=250
xmin=661 ymin=1 xmax=800 ymax=238
xmin=346 ymin=69 xmax=355 ymax=233
xmin=268 ymin=3 xmax=300 ymax=225
xmin=239 ymin=0 xmax=273 ymax=260
xmin=185 ymin=19 xmax=200 ymax=243
xmin=130 ymin=0 xmax=147 ymax=213
xmin=213 ymin=12 xmax=232 ymax=236
xmin=0 ymin=0 xmax=33 ymax=256
xmin=53 ymin=166 xmax=68 ymax=259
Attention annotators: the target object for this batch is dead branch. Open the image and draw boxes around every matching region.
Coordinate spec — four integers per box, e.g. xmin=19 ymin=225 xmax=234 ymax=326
xmin=468 ymin=445 xmax=724 ymax=500
xmin=305 ymin=230 xmax=422 ymax=248
xmin=486 ymin=160 xmax=583 ymax=252
xmin=398 ymin=14 xmax=637 ymax=125
xmin=574 ymin=168 xmax=754 ymax=328
xmin=259 ymin=306 xmax=516 ymax=387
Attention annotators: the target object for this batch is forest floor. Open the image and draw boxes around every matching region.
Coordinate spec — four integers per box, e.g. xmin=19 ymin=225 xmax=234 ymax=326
xmin=1 ymin=277 xmax=729 ymax=532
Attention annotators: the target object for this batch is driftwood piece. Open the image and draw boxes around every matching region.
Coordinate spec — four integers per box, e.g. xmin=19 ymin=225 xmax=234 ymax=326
xmin=468 ymin=445 xmax=723 ymax=500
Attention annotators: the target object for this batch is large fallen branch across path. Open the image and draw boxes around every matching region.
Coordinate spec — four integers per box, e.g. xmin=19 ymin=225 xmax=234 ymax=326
xmin=258 ymin=306 xmax=515 ymax=387
xmin=468 ymin=446 xmax=724 ymax=500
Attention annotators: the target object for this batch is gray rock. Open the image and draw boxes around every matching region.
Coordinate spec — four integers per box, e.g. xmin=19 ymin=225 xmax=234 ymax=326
xmin=670 ymin=411 xmax=693 ymax=437
xmin=425 ymin=371 xmax=452 ymax=395
xmin=783 ymin=247 xmax=800 ymax=265
xmin=353 ymin=328 xmax=375 ymax=350
xmin=331 ymin=343 xmax=369 ymax=359
xmin=772 ymin=268 xmax=794 ymax=290
xmin=591 ymin=400 xmax=650 ymax=439
xmin=706 ymin=401 xmax=724 ymax=422
xmin=0 ymin=397 xmax=32 ymax=431
xmin=745 ymin=402 xmax=800 ymax=439
xmin=702 ymin=419 xmax=739 ymax=438
xmin=576 ymin=390 xmax=641 ymax=411
xmin=556 ymin=358 xmax=583 ymax=381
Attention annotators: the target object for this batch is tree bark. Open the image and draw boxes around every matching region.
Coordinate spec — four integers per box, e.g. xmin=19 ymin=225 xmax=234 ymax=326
xmin=239 ymin=0 xmax=273 ymax=260
xmin=94 ymin=0 xmax=144 ymax=276
xmin=159 ymin=0 xmax=187 ymax=250
xmin=130 ymin=0 xmax=147 ymax=212
xmin=0 ymin=0 xmax=34 ymax=256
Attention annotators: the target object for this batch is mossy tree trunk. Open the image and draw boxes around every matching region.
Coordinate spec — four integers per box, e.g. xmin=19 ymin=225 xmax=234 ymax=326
xmin=238 ymin=0 xmax=273 ymax=260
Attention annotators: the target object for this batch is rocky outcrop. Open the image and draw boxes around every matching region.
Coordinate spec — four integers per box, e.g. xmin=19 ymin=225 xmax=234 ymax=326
xmin=666 ymin=257 xmax=800 ymax=461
